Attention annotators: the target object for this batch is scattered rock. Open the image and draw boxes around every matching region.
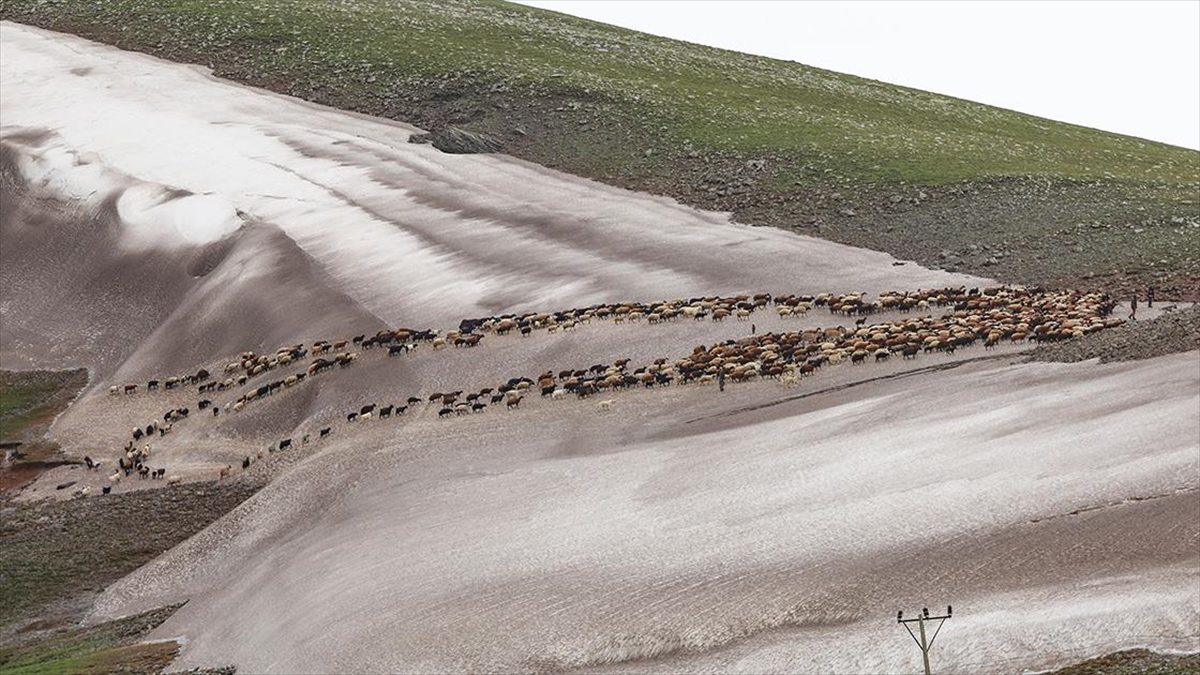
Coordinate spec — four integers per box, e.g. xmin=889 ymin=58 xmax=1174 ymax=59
xmin=408 ymin=127 xmax=504 ymax=154
xmin=1031 ymin=306 xmax=1200 ymax=363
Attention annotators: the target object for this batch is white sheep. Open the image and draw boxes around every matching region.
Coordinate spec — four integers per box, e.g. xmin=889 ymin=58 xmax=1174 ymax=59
xmin=597 ymin=399 xmax=615 ymax=412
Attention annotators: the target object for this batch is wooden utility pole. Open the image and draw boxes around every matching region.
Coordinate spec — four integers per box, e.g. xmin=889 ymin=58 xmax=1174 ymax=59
xmin=897 ymin=606 xmax=951 ymax=675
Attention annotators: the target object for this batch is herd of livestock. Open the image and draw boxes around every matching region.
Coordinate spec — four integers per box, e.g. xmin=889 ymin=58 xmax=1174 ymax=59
xmin=94 ymin=285 xmax=1119 ymax=487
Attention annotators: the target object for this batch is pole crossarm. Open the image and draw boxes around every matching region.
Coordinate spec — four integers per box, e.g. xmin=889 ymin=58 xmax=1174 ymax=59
xmin=896 ymin=607 xmax=952 ymax=675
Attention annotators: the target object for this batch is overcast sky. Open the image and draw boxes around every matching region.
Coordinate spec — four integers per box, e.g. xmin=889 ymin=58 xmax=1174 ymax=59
xmin=517 ymin=1 xmax=1200 ymax=150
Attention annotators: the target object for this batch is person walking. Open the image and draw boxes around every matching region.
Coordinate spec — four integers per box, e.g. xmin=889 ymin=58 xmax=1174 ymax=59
xmin=717 ymin=369 xmax=726 ymax=392
xmin=751 ymin=323 xmax=756 ymax=335
xmin=1129 ymin=292 xmax=1138 ymax=320
xmin=1147 ymin=285 xmax=1156 ymax=308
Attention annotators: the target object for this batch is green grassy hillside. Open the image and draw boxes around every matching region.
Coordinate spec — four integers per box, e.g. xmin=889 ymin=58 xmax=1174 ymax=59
xmin=3 ymin=0 xmax=1198 ymax=294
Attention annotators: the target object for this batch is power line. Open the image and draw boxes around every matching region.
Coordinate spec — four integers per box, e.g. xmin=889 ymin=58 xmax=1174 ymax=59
xmin=897 ymin=605 xmax=952 ymax=675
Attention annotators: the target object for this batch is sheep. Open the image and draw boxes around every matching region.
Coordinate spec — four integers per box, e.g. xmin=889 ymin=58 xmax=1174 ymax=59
xmin=278 ymin=438 xmax=292 ymax=451
xmin=506 ymin=393 xmax=523 ymax=409
xmin=597 ymin=399 xmax=615 ymax=412
xmin=167 ymin=475 xmax=182 ymax=486
xmin=218 ymin=464 xmax=232 ymax=480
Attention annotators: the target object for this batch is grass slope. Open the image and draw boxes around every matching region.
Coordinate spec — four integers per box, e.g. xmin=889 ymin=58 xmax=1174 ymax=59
xmin=0 ymin=370 xmax=87 ymax=444
xmin=1 ymin=370 xmax=88 ymax=495
xmin=0 ymin=606 xmax=182 ymax=675
xmin=2 ymin=0 xmax=1198 ymax=293
xmin=0 ymin=482 xmax=260 ymax=640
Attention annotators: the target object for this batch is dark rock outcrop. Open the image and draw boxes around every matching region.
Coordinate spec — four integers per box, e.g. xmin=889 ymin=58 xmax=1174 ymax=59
xmin=408 ymin=127 xmax=504 ymax=154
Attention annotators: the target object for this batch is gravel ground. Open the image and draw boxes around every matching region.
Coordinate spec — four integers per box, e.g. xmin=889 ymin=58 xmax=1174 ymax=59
xmin=1031 ymin=306 xmax=1200 ymax=364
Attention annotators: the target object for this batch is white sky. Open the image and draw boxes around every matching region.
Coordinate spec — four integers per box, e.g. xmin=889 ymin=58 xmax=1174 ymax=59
xmin=516 ymin=1 xmax=1200 ymax=150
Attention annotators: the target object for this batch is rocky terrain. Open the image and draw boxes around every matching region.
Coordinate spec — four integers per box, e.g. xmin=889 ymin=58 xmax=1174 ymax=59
xmin=1033 ymin=306 xmax=1200 ymax=363
xmin=1052 ymin=649 xmax=1200 ymax=675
